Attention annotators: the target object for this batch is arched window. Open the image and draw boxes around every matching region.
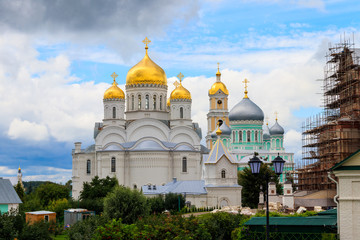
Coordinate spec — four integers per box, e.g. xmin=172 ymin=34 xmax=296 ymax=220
xmin=247 ymin=131 xmax=251 ymax=142
xmin=238 ymin=131 xmax=242 ymax=142
xmin=131 ymin=95 xmax=134 ymax=110
xmin=255 ymin=131 xmax=258 ymax=142
xmin=233 ymin=131 xmax=236 ymax=143
xmin=217 ymin=119 xmax=223 ymax=126
xmin=182 ymin=157 xmax=187 ymax=172
xmin=138 ymin=95 xmax=141 ymax=109
xmin=160 ymin=96 xmax=163 ymax=110
xmin=133 ymin=184 xmax=137 ymax=190
xmin=180 ymin=107 xmax=184 ymax=119
xmin=145 ymin=95 xmax=149 ymax=109
xmin=86 ymin=160 xmax=91 ymax=174
xmin=111 ymin=157 xmax=116 ymax=172
xmin=112 ymin=107 xmax=116 ymax=119
xmin=276 ymin=139 xmax=280 ymax=148
xmin=153 ymin=95 xmax=156 ymax=109
xmin=221 ymin=169 xmax=226 ymax=178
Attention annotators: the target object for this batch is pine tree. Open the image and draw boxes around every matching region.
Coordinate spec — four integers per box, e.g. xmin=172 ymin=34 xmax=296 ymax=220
xmin=14 ymin=182 xmax=25 ymax=202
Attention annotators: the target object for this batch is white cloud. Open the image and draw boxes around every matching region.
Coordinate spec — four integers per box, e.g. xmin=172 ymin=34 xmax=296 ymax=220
xmin=22 ymin=166 xmax=72 ymax=183
xmin=0 ymin=166 xmax=17 ymax=175
xmin=8 ymin=118 xmax=49 ymax=141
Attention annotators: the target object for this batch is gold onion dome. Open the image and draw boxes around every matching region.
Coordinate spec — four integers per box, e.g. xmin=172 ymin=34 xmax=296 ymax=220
xmin=209 ymin=63 xmax=229 ymax=95
xmin=104 ymin=72 xmax=125 ymax=99
xmin=126 ymin=37 xmax=167 ymax=86
xmin=170 ymin=72 xmax=191 ymax=100
xmin=167 ymin=98 xmax=170 ymax=106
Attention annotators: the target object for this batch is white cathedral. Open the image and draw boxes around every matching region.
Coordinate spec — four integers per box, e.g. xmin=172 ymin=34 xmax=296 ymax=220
xmin=72 ymin=38 xmax=293 ymax=208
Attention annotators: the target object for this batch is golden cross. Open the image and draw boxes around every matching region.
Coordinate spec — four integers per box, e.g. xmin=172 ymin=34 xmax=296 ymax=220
xmin=177 ymin=72 xmax=184 ymax=83
xmin=142 ymin=37 xmax=151 ymax=49
xmin=243 ymin=78 xmax=249 ymax=98
xmin=217 ymin=62 xmax=220 ymax=71
xmin=111 ymin=72 xmax=118 ymax=82
xmin=173 ymin=81 xmax=180 ymax=88
xmin=274 ymin=111 xmax=278 ymax=121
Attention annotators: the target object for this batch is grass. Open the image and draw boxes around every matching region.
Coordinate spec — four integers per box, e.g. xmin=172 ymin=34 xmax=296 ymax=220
xmin=52 ymin=234 xmax=68 ymax=240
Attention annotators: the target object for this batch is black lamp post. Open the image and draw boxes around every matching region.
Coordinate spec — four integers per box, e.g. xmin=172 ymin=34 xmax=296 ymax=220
xmin=249 ymin=153 xmax=285 ymax=240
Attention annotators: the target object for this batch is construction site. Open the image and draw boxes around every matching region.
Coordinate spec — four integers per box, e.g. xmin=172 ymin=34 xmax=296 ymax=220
xmin=297 ymin=37 xmax=360 ymax=191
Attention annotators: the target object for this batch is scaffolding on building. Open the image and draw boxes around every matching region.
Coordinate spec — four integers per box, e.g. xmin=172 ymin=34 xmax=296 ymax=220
xmin=297 ymin=36 xmax=360 ymax=191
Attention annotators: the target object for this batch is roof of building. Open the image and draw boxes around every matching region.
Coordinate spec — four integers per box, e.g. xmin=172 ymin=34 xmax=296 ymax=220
xmin=0 ymin=178 xmax=22 ymax=204
xmin=331 ymin=148 xmax=360 ymax=171
xmin=211 ymin=123 xmax=231 ymax=138
xmin=229 ymin=97 xmax=264 ymax=121
xmin=205 ymin=136 xmax=237 ymax=164
xmin=269 ymin=120 xmax=284 ymax=135
xmin=26 ymin=211 xmax=55 ymax=215
xmin=263 ymin=124 xmax=271 ymax=140
xmin=142 ymin=179 xmax=208 ymax=195
xmin=245 ymin=215 xmax=337 ymax=226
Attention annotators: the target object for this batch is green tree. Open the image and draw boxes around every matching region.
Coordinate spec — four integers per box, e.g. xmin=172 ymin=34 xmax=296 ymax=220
xmin=238 ymin=164 xmax=281 ymax=208
xmin=14 ymin=182 xmax=25 ymax=202
xmin=80 ymin=176 xmax=118 ymax=200
xmin=164 ymin=193 xmax=185 ymax=213
xmin=103 ymin=186 xmax=149 ymax=224
xmin=46 ymin=198 xmax=71 ymax=222
xmin=36 ymin=182 xmax=70 ymax=206
xmin=147 ymin=195 xmax=165 ymax=214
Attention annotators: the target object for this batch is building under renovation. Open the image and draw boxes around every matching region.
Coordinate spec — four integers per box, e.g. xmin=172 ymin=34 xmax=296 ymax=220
xmin=298 ymin=37 xmax=360 ymax=191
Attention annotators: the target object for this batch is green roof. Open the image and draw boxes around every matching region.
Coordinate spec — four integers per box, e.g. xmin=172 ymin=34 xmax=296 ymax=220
xmin=317 ymin=208 xmax=337 ymax=215
xmin=331 ymin=149 xmax=360 ymax=171
xmin=245 ymin=216 xmax=336 ymax=227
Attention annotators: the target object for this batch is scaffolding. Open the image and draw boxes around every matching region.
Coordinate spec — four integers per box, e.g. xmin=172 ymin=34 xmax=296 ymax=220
xmin=297 ymin=37 xmax=360 ymax=191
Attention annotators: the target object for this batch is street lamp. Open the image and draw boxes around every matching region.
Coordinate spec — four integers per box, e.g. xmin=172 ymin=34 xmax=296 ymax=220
xmin=249 ymin=153 xmax=285 ymax=240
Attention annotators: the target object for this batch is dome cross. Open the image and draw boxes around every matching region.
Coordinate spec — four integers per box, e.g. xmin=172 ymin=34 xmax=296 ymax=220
xmin=142 ymin=37 xmax=151 ymax=52
xmin=177 ymin=72 xmax=184 ymax=83
xmin=243 ymin=78 xmax=250 ymax=98
xmin=274 ymin=111 xmax=278 ymax=121
xmin=111 ymin=72 xmax=118 ymax=81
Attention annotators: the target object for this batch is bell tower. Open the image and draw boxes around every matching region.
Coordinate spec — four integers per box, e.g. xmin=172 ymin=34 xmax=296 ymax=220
xmin=206 ymin=64 xmax=229 ymax=149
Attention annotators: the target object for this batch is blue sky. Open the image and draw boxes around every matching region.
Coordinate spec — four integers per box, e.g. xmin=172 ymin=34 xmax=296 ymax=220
xmin=0 ymin=0 xmax=359 ymax=183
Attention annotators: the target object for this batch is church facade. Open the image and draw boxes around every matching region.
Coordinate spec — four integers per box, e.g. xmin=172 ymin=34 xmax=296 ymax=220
xmin=72 ymin=38 xmax=293 ymax=206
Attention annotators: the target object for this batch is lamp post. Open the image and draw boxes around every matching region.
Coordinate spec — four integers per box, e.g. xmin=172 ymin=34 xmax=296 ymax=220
xmin=249 ymin=153 xmax=285 ymax=240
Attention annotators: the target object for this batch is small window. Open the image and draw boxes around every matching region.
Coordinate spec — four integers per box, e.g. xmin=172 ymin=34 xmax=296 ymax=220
xmin=247 ymin=131 xmax=251 ymax=142
xmin=221 ymin=169 xmax=226 ymax=178
xmin=160 ymin=96 xmax=163 ymax=110
xmin=86 ymin=160 xmax=91 ymax=174
xmin=145 ymin=95 xmax=149 ymax=110
xmin=138 ymin=95 xmax=141 ymax=109
xmin=148 ymin=185 xmax=151 ymax=190
xmin=134 ymin=184 xmax=137 ymax=190
xmin=180 ymin=107 xmax=184 ymax=119
xmin=233 ymin=131 xmax=236 ymax=143
xmin=131 ymin=95 xmax=134 ymax=110
xmin=111 ymin=157 xmax=116 ymax=172
xmin=112 ymin=107 xmax=116 ymax=118
xmin=255 ymin=131 xmax=258 ymax=142
xmin=238 ymin=131 xmax=242 ymax=142
xmin=182 ymin=157 xmax=187 ymax=172
xmin=153 ymin=185 xmax=157 ymax=190
xmin=153 ymin=95 xmax=157 ymax=109
xmin=217 ymin=119 xmax=223 ymax=127
xmin=44 ymin=215 xmax=49 ymax=222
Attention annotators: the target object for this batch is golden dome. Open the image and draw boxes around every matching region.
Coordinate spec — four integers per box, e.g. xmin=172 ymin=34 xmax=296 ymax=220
xmin=104 ymin=79 xmax=125 ymax=100
xmin=209 ymin=82 xmax=229 ymax=95
xmin=167 ymin=97 xmax=170 ymax=106
xmin=126 ymin=42 xmax=167 ymax=86
xmin=170 ymin=84 xmax=191 ymax=100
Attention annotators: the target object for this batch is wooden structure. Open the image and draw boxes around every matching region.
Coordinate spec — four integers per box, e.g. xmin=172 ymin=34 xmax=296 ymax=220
xmin=64 ymin=208 xmax=95 ymax=226
xmin=25 ymin=211 xmax=56 ymax=224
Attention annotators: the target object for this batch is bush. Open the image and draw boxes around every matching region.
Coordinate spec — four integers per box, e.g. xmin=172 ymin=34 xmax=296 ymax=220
xmin=198 ymin=212 xmax=248 ymax=240
xmin=103 ymin=186 xmax=149 ymax=224
xmin=94 ymin=219 xmax=138 ymax=240
xmin=46 ymin=198 xmax=71 ymax=222
xmin=19 ymin=221 xmax=52 ymax=240
xmin=0 ymin=209 xmax=24 ymax=239
xmin=67 ymin=216 xmax=105 ymax=240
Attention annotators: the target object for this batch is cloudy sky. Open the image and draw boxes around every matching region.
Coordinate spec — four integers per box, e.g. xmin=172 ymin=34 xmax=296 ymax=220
xmin=0 ymin=0 xmax=359 ymax=183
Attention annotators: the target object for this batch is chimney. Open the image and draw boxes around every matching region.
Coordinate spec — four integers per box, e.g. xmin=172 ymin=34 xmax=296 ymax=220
xmin=74 ymin=142 xmax=82 ymax=153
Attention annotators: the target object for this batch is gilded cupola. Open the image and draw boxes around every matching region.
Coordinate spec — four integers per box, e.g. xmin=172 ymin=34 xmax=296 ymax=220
xmin=169 ymin=72 xmax=191 ymax=100
xmin=126 ymin=37 xmax=167 ymax=86
xmin=209 ymin=63 xmax=229 ymax=95
xmin=104 ymin=72 xmax=125 ymax=99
